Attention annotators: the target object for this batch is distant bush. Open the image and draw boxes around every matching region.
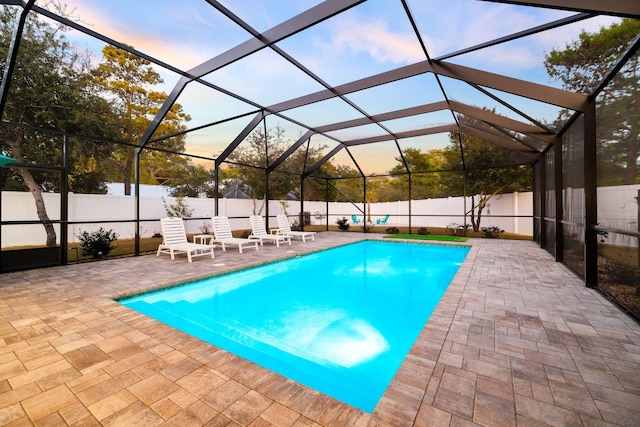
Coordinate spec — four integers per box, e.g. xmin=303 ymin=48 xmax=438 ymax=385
xmin=77 ymin=228 xmax=119 ymax=259
xmin=199 ymin=221 xmax=212 ymax=234
xmin=336 ymin=217 xmax=350 ymax=231
xmin=601 ymin=258 xmax=640 ymax=289
xmin=447 ymin=223 xmax=470 ymax=237
xmin=481 ymin=226 xmax=504 ymax=238
xmin=300 ymin=211 xmax=311 ymax=226
xmin=386 ymin=226 xmax=399 ymax=234
xmin=417 ymin=227 xmax=430 ymax=235
xmin=162 ymin=196 xmax=193 ymax=218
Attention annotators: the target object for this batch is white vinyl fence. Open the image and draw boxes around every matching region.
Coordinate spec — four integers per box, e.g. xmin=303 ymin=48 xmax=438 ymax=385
xmin=2 ymin=190 xmax=537 ymax=248
xmin=4 ymin=185 xmax=637 ymax=249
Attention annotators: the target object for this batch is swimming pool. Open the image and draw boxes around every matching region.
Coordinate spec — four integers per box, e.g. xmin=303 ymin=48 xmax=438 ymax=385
xmin=120 ymin=240 xmax=469 ymax=412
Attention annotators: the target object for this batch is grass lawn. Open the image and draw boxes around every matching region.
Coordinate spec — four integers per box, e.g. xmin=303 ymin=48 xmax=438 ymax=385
xmin=384 ymin=234 xmax=468 ymax=242
xmin=68 ymin=237 xmax=163 ymax=262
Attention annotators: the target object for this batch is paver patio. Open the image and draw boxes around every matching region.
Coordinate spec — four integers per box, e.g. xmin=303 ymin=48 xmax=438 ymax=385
xmin=1 ymin=232 xmax=639 ymax=426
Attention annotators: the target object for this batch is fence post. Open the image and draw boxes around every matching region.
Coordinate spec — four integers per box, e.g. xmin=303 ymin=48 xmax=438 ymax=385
xmin=68 ymin=192 xmax=74 ymax=244
xmin=513 ymin=192 xmax=518 ymax=234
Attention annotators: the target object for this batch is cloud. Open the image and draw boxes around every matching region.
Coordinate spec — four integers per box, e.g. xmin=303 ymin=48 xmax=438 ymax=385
xmin=326 ymin=15 xmax=424 ymax=64
xmin=61 ymin=0 xmax=218 ymax=70
xmin=422 ymin=3 xmax=621 ymax=71
xmin=532 ymin=15 xmax=621 ymax=50
xmin=467 ymin=45 xmax=539 ymax=70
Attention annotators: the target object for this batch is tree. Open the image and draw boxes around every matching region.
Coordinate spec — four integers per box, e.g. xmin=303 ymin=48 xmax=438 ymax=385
xmin=442 ymin=131 xmax=533 ymax=231
xmin=92 ymin=46 xmax=191 ymax=195
xmin=286 ymin=147 xmax=328 ymax=201
xmin=0 ymin=5 xmax=117 ymax=246
xmin=223 ymin=125 xmax=291 ymax=213
xmin=386 ymin=119 xmax=533 ymax=231
xmin=388 ymin=147 xmax=447 ymax=199
xmin=223 ymin=125 xmax=331 ymax=210
xmin=329 ymin=165 xmax=364 ymax=203
xmin=166 ymin=163 xmax=216 ymax=198
xmin=545 ymin=18 xmax=640 ymax=185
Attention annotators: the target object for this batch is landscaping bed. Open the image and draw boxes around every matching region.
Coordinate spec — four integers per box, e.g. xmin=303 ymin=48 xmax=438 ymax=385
xmin=384 ymin=234 xmax=468 ymax=242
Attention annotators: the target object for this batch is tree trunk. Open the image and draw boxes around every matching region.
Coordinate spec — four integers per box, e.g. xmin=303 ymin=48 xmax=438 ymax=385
xmin=469 ymin=196 xmax=479 ymax=232
xmin=252 ymin=197 xmax=265 ymax=215
xmin=624 ymin=134 xmax=638 ymax=185
xmin=7 ymin=132 xmax=57 ymax=247
xmin=468 ymin=185 xmax=510 ymax=232
xmin=17 ymin=169 xmax=57 ymax=247
xmin=475 ymin=203 xmax=484 ymax=232
xmin=123 ymin=152 xmax=134 ymax=195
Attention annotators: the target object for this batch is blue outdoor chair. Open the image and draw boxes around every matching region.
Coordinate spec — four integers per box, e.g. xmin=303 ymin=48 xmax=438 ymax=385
xmin=351 ymin=214 xmax=362 ymax=224
xmin=376 ymin=214 xmax=389 ymax=225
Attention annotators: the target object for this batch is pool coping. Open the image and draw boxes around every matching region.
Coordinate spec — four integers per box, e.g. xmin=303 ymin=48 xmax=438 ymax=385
xmin=2 ymin=232 xmax=639 ymax=426
xmin=116 ymin=239 xmax=470 ymax=414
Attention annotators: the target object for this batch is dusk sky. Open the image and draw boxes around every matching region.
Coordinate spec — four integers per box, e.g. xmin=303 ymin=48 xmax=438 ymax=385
xmin=36 ymin=0 xmax=620 ymax=173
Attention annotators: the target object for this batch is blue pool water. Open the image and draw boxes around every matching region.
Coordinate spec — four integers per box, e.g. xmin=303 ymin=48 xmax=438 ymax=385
xmin=120 ymin=240 xmax=469 ymax=412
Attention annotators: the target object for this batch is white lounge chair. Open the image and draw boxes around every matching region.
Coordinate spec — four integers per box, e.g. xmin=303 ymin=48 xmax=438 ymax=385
xmin=156 ymin=217 xmax=214 ymax=262
xmin=275 ymin=214 xmax=316 ymax=242
xmin=249 ymin=215 xmax=291 ymax=247
xmin=211 ymin=216 xmax=259 ymax=253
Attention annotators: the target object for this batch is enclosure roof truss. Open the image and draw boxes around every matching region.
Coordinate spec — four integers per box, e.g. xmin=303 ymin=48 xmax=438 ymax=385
xmin=3 ymin=0 xmax=639 ymax=178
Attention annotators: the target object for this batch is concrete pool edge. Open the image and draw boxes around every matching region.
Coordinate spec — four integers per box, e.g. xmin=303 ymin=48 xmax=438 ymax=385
xmin=111 ymin=238 xmax=367 ymax=301
xmin=4 ymin=232 xmax=639 ymax=425
xmin=118 ymin=240 xmax=471 ymax=414
xmin=111 ymin=237 xmax=471 ymax=301
xmin=370 ymin=241 xmax=479 ymax=423
xmin=109 ymin=234 xmax=478 ymax=423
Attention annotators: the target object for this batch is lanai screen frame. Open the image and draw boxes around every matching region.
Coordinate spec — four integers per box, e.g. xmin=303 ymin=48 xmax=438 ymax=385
xmin=0 ymin=0 xmax=639 ymax=299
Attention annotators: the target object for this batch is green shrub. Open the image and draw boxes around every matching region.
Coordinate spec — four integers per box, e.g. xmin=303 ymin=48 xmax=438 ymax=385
xmin=386 ymin=226 xmax=400 ymax=234
xmin=481 ymin=226 xmax=503 ymax=238
xmin=77 ymin=228 xmax=119 ymax=259
xmin=162 ymin=196 xmax=193 ymax=218
xmin=417 ymin=227 xmax=429 ymax=235
xmin=336 ymin=217 xmax=350 ymax=231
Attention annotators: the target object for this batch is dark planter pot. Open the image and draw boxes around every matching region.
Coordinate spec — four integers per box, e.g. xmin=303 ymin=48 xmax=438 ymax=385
xmin=1 ymin=247 xmax=60 ymax=273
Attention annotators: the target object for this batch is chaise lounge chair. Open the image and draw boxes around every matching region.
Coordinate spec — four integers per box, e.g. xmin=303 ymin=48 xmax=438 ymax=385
xmin=156 ymin=217 xmax=215 ymax=262
xmin=275 ymin=214 xmax=316 ymax=242
xmin=376 ymin=214 xmax=390 ymax=225
xmin=249 ymin=215 xmax=291 ymax=247
xmin=211 ymin=216 xmax=259 ymax=253
xmin=351 ymin=214 xmax=362 ymax=224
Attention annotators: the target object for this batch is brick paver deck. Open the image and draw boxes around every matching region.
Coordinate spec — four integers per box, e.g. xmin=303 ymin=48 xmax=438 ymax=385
xmin=1 ymin=233 xmax=639 ymax=426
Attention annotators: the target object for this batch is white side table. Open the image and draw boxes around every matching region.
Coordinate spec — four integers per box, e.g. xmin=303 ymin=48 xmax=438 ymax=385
xmin=193 ymin=234 xmax=214 ymax=245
